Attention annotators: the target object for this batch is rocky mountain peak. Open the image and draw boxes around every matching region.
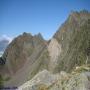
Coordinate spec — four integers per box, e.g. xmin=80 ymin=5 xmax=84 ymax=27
xmin=34 ymin=33 xmax=44 ymax=40
xmin=68 ymin=10 xmax=90 ymax=26
xmin=22 ymin=32 xmax=32 ymax=37
xmin=1 ymin=32 xmax=46 ymax=76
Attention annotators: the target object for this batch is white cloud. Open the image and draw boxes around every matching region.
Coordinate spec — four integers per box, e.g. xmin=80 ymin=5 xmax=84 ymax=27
xmin=0 ymin=35 xmax=13 ymax=43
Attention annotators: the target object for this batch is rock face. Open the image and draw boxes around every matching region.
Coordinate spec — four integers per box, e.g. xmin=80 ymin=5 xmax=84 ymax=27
xmin=54 ymin=10 xmax=90 ymax=72
xmin=48 ymin=38 xmax=62 ymax=72
xmin=0 ymin=10 xmax=90 ymax=89
xmin=18 ymin=68 xmax=90 ymax=90
xmin=64 ymin=72 xmax=90 ymax=90
xmin=18 ymin=70 xmax=58 ymax=90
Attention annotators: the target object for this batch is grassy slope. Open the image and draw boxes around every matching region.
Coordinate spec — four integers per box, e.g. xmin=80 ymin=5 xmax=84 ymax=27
xmin=54 ymin=12 xmax=90 ymax=73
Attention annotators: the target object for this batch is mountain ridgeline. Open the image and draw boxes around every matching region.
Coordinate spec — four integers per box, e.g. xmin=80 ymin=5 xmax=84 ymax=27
xmin=0 ymin=10 xmax=90 ymax=89
xmin=54 ymin=10 xmax=90 ymax=72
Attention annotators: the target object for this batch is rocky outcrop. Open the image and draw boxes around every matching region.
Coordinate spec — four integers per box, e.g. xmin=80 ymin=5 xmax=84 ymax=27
xmin=48 ymin=38 xmax=62 ymax=72
xmin=64 ymin=72 xmax=90 ymax=90
xmin=18 ymin=65 xmax=90 ymax=90
xmin=18 ymin=70 xmax=58 ymax=90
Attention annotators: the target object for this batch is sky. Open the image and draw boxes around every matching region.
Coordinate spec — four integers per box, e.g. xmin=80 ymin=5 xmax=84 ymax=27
xmin=0 ymin=0 xmax=90 ymax=40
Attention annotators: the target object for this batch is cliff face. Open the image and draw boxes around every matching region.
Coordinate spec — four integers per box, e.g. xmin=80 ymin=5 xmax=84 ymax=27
xmin=0 ymin=10 xmax=90 ymax=88
xmin=54 ymin=11 xmax=90 ymax=72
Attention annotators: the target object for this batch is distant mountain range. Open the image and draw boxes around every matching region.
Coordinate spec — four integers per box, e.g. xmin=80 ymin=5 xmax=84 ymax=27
xmin=0 ymin=39 xmax=9 ymax=56
xmin=0 ymin=10 xmax=90 ymax=90
xmin=0 ymin=35 xmax=12 ymax=56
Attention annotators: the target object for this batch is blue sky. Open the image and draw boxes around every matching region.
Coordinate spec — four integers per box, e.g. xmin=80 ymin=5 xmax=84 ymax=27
xmin=0 ymin=0 xmax=90 ymax=40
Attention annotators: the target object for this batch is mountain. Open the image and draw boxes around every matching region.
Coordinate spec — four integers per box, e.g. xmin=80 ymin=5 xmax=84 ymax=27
xmin=0 ymin=39 xmax=9 ymax=56
xmin=53 ymin=10 xmax=90 ymax=72
xmin=0 ymin=10 xmax=90 ymax=89
xmin=0 ymin=32 xmax=49 ymax=87
xmin=0 ymin=35 xmax=12 ymax=57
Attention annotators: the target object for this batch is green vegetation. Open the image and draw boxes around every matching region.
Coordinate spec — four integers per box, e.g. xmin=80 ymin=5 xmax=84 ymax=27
xmin=0 ymin=75 xmax=3 ymax=88
xmin=55 ymin=18 xmax=90 ymax=73
xmin=71 ymin=64 xmax=90 ymax=74
xmin=38 ymin=84 xmax=48 ymax=90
